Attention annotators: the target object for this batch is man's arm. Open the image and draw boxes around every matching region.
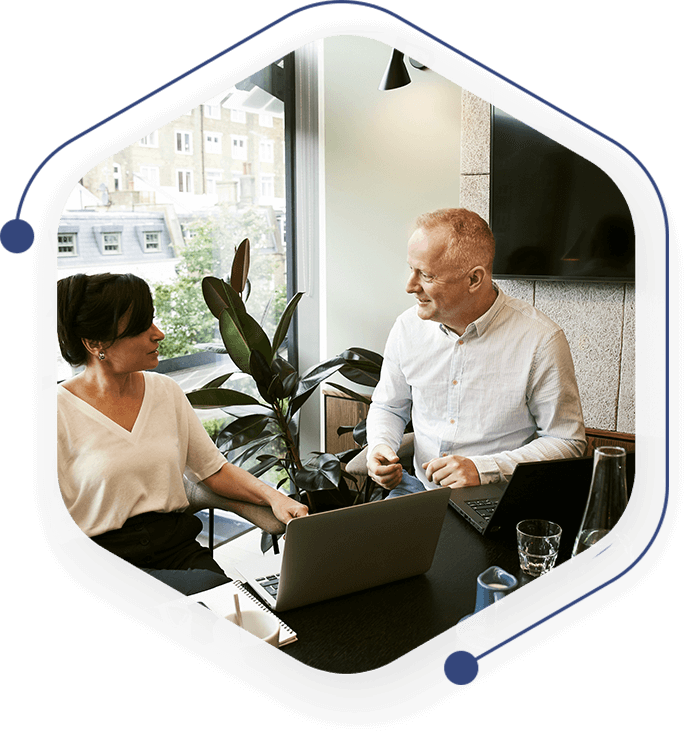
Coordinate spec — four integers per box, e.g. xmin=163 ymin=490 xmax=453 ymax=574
xmin=366 ymin=320 xmax=411 ymax=489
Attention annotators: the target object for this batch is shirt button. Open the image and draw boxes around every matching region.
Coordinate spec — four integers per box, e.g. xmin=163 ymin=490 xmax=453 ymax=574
xmin=450 ymin=419 xmax=455 ymax=424
xmin=458 ymin=339 xmax=464 ymax=345
xmin=452 ymin=380 xmax=458 ymax=385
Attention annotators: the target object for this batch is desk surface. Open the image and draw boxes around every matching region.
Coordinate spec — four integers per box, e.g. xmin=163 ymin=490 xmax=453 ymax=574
xmin=277 ymin=507 xmax=535 ymax=673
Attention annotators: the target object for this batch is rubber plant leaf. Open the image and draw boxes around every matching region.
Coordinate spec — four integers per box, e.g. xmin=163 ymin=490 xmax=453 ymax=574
xmin=271 ymin=291 xmax=303 ymax=358
xmin=216 ymin=414 xmax=271 ymax=453
xmin=229 ymin=238 xmax=250 ymax=295
xmin=186 ymin=387 xmax=261 ymax=409
xmin=224 ymin=434 xmax=282 ymax=467
xmin=201 ymin=275 xmax=235 ymax=319
xmin=201 ymin=372 xmax=235 ymax=390
xmin=203 ymin=276 xmax=270 ymax=366
xmin=289 ymin=355 xmax=352 ymax=417
xmin=218 ymin=302 xmax=274 ymax=375
xmin=249 ymin=349 xmax=278 ymax=404
xmin=223 ymin=289 xmax=273 ymax=365
xmin=325 ymin=382 xmax=372 ymax=405
xmin=337 ymin=347 xmax=383 ymax=386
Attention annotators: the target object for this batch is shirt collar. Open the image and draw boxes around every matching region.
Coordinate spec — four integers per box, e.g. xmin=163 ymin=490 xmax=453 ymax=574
xmin=438 ymin=282 xmax=505 ymax=339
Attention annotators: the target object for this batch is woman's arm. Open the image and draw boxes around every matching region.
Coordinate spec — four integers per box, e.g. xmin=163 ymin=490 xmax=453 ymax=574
xmin=201 ymin=462 xmax=309 ymax=524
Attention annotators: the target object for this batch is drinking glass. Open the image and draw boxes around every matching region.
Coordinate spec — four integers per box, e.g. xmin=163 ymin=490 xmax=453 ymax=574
xmin=516 ymin=519 xmax=562 ymax=577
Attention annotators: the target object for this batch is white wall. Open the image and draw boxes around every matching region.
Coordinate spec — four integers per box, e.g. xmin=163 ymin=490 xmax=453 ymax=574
xmin=295 ymin=35 xmax=463 ymax=455
xmin=322 ymin=35 xmax=463 ymax=360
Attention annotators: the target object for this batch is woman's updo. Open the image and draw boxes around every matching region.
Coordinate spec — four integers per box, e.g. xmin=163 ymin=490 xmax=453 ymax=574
xmin=57 ymin=273 xmax=154 ymax=366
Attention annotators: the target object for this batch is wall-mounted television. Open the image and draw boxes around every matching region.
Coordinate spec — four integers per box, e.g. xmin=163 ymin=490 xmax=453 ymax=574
xmin=490 ymin=107 xmax=635 ymax=283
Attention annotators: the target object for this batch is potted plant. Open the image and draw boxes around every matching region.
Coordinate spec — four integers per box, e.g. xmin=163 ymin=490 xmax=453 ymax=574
xmin=186 ymin=240 xmax=383 ymax=516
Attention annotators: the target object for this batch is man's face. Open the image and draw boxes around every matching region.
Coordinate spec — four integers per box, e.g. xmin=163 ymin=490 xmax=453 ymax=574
xmin=406 ymin=227 xmax=470 ymax=330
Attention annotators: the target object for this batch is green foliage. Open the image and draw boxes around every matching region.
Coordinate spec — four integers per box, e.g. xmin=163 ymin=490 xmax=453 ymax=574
xmin=201 ymin=417 xmax=227 ymax=442
xmin=152 ymin=205 xmax=282 ymax=360
xmin=186 ymin=244 xmax=383 ymax=514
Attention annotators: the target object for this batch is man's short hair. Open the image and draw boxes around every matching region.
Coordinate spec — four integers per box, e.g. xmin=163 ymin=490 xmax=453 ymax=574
xmin=415 ymin=208 xmax=495 ymax=272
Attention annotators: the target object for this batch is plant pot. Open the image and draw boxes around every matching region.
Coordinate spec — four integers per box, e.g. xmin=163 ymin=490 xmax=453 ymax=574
xmin=298 ymin=487 xmax=363 ymax=513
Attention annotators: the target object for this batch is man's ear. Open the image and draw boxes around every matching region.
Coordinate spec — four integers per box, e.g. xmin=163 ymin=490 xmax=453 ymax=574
xmin=467 ymin=266 xmax=487 ymax=292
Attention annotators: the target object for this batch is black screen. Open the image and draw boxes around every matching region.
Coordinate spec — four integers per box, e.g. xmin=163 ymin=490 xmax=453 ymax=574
xmin=490 ymin=108 xmax=635 ymax=282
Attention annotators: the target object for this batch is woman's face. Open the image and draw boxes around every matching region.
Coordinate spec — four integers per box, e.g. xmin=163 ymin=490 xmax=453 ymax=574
xmin=99 ymin=311 xmax=165 ymax=374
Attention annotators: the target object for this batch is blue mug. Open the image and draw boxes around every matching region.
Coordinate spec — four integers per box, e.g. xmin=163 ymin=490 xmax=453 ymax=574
xmin=459 ymin=566 xmax=518 ymax=622
xmin=473 ymin=566 xmax=518 ymax=610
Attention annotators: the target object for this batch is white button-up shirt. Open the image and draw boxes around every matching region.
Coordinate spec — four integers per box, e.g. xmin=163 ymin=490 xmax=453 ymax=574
xmin=366 ymin=285 xmax=586 ymax=486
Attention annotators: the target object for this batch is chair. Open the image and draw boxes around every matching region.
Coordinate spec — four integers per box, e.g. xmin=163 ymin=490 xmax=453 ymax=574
xmin=344 ymin=433 xmax=416 ymax=491
xmin=183 ymin=476 xmax=286 ymax=555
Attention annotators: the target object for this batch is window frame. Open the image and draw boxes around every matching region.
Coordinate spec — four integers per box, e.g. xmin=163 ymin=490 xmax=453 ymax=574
xmin=143 ymin=231 xmax=162 ymax=252
xmin=57 ymin=232 xmax=77 ymax=257
xmin=231 ymin=135 xmax=248 ymax=161
xmin=204 ymin=132 xmax=223 ymax=154
xmin=176 ymin=168 xmax=194 ymax=193
xmin=175 ymin=130 xmax=193 ymax=155
xmin=101 ymin=232 xmax=122 ymax=254
xmin=139 ymin=130 xmax=159 ymax=147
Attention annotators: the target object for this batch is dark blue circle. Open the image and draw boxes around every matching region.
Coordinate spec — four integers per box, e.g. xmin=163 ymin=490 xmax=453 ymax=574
xmin=444 ymin=651 xmax=479 ymax=685
xmin=1 ymin=219 xmax=34 ymax=253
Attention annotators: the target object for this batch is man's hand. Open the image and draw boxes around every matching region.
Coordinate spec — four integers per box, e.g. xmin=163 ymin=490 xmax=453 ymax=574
xmin=422 ymin=455 xmax=480 ymax=488
xmin=367 ymin=444 xmax=403 ymax=490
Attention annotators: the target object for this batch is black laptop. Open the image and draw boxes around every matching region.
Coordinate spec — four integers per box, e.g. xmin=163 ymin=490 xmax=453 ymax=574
xmin=448 ymin=453 xmax=635 ymax=559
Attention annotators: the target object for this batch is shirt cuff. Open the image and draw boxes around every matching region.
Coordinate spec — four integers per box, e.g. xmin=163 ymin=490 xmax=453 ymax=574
xmin=467 ymin=456 xmax=502 ymax=485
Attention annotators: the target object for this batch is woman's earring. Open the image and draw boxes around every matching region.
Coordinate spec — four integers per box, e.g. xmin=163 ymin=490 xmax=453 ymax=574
xmin=98 ymin=352 xmax=105 ymax=361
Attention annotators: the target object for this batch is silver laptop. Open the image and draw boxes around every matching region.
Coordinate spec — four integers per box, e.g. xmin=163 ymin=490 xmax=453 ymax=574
xmin=236 ymin=487 xmax=451 ymax=612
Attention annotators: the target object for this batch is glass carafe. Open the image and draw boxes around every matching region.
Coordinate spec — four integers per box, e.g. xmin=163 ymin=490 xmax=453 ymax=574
xmin=572 ymin=446 xmax=628 ymax=556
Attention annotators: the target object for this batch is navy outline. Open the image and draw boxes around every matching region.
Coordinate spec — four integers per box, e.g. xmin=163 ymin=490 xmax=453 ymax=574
xmin=23 ymin=1 xmax=668 ymax=673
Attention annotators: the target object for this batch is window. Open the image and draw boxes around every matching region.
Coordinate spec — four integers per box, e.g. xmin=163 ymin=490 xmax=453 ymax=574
xmin=205 ymin=132 xmax=222 ymax=154
xmin=205 ymin=169 xmax=224 ymax=195
xmin=259 ymin=140 xmax=274 ymax=163
xmin=140 ymin=131 xmax=158 ymax=147
xmin=137 ymin=166 xmax=160 ymax=190
xmin=260 ymin=175 xmax=274 ymax=199
xmin=102 ymin=232 xmax=121 ymax=254
xmin=113 ymin=163 xmax=121 ymax=191
xmin=231 ymin=108 xmax=246 ymax=123
xmin=232 ymin=136 xmax=248 ymax=161
xmin=259 ymin=113 xmax=274 ymax=127
xmin=60 ymin=55 xmax=298 ymax=504
xmin=176 ymin=131 xmax=193 ymax=154
xmin=177 ymin=169 xmax=193 ymax=193
xmin=143 ymin=232 xmax=161 ymax=252
xmin=58 ymin=233 xmax=77 ymax=256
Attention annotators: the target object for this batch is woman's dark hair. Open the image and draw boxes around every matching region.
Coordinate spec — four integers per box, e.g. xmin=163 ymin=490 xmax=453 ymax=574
xmin=57 ymin=273 xmax=154 ymax=366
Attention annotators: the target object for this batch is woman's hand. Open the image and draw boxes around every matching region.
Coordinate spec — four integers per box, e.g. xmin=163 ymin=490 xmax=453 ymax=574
xmin=202 ymin=463 xmax=309 ymax=524
xmin=269 ymin=493 xmax=309 ymax=525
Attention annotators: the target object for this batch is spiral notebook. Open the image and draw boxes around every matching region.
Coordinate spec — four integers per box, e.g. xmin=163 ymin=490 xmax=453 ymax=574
xmin=195 ymin=579 xmax=297 ymax=647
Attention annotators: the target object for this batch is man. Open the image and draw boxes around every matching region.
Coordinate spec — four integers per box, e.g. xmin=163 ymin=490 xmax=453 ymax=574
xmin=366 ymin=208 xmax=586 ymax=495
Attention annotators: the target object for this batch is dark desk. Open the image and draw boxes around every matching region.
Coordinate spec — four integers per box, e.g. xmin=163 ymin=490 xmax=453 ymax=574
xmin=277 ymin=507 xmax=534 ymax=673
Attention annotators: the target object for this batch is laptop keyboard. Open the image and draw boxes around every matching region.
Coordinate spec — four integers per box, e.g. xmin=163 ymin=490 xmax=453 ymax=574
xmin=256 ymin=573 xmax=281 ymax=599
xmin=466 ymin=498 xmax=498 ymax=521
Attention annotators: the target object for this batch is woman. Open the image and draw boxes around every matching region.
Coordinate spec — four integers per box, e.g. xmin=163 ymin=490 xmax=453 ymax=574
xmin=57 ymin=272 xmax=308 ymax=595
